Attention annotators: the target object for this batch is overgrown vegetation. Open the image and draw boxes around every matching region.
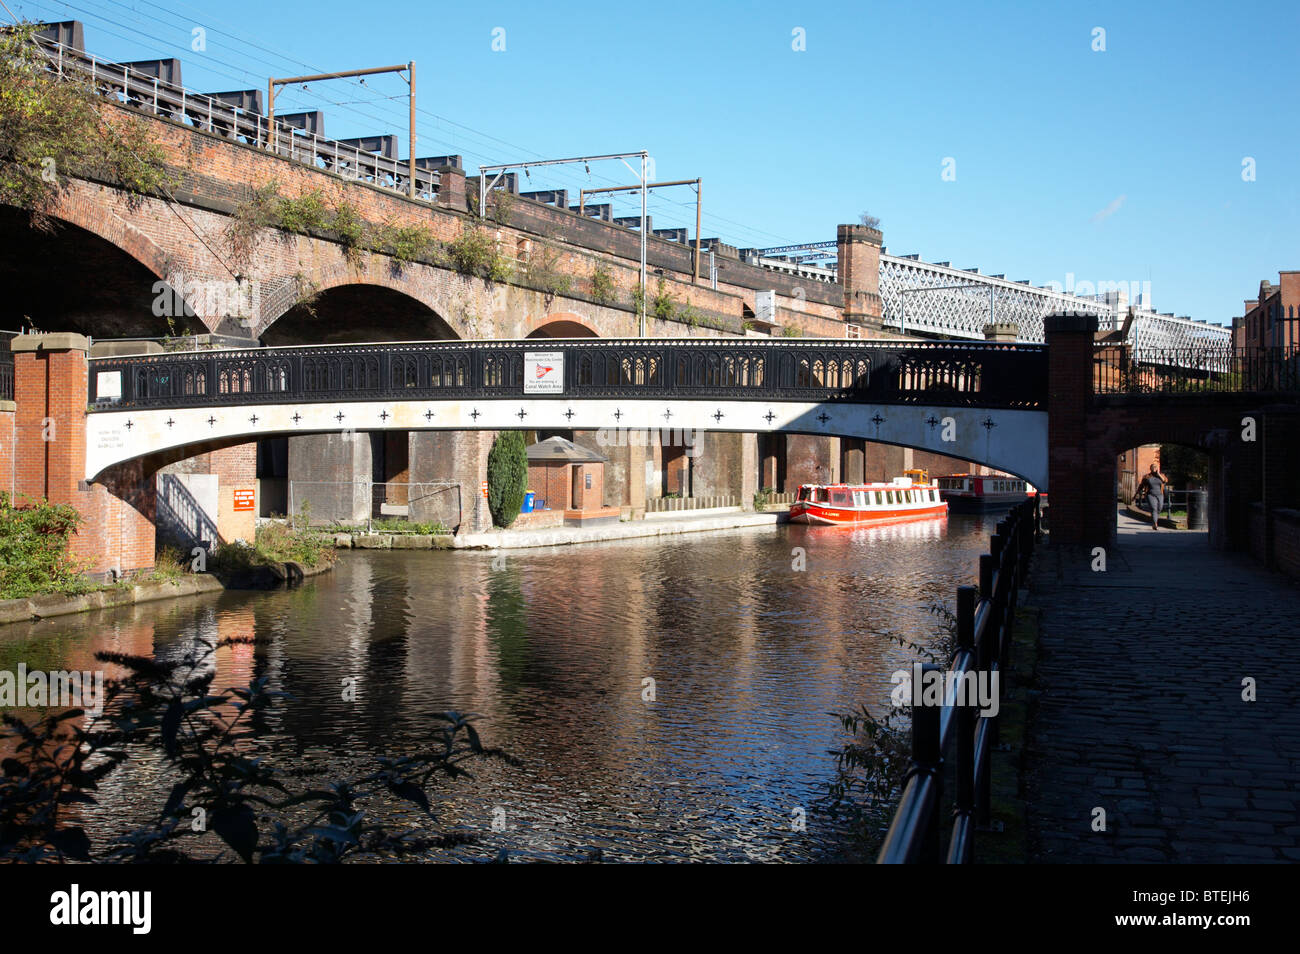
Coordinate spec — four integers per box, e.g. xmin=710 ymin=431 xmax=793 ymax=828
xmin=0 ymin=22 xmax=174 ymax=227
xmin=525 ymin=249 xmax=573 ymax=306
xmin=0 ymin=636 xmax=513 ymax=862
xmin=325 ymin=519 xmax=450 ymax=535
xmin=0 ymin=494 xmax=88 ymax=600
xmin=782 ymin=325 xmax=804 ymax=338
xmin=752 ymin=488 xmax=772 ymax=511
xmin=651 ymin=278 xmax=676 ymax=321
xmin=223 ymin=180 xmax=282 ymax=266
xmin=209 ymin=520 xmax=336 ymax=574
xmin=274 ymin=188 xmax=330 ymax=232
xmin=330 ymin=200 xmax=367 ymax=256
xmin=590 ymin=264 xmax=615 ymax=304
xmin=486 ymin=431 xmax=529 ymax=529
xmin=447 ymin=226 xmax=512 ymax=283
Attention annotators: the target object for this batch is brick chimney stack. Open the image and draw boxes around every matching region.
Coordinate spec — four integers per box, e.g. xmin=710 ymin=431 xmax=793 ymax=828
xmin=837 ymin=224 xmax=883 ymax=328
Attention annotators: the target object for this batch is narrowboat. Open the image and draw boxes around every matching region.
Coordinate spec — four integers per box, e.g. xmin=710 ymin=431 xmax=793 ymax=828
xmin=789 ymin=476 xmax=948 ymax=526
xmin=936 ymin=473 xmax=1030 ymax=513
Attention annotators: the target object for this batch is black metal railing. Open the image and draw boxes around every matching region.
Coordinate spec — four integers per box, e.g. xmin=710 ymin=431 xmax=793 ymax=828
xmin=86 ymin=339 xmax=1049 ymax=412
xmin=23 ymin=32 xmax=439 ymax=200
xmin=877 ymin=497 xmax=1040 ymax=864
xmin=0 ymin=331 xmax=16 ymax=401
xmin=1094 ymin=343 xmax=1300 ymax=395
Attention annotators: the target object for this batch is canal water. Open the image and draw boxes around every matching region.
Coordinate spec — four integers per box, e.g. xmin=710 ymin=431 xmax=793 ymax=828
xmin=0 ymin=515 xmax=1000 ymax=862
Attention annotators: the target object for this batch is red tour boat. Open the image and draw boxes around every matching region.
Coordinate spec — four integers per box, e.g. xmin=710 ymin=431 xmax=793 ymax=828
xmin=789 ymin=476 xmax=949 ymax=526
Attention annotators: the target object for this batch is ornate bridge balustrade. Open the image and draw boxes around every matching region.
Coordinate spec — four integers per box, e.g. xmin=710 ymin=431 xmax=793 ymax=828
xmin=87 ymin=339 xmax=1049 ymax=412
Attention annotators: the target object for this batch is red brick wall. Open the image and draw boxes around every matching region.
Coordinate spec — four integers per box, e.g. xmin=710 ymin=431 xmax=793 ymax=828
xmin=208 ymin=443 xmax=257 ymax=542
xmin=1270 ymin=508 xmax=1300 ymax=579
xmin=0 ymin=406 xmax=12 ymax=499
xmin=526 ymin=461 xmax=569 ymax=512
xmin=63 ymin=102 xmax=870 ymax=342
xmin=11 ymin=338 xmax=155 ymax=575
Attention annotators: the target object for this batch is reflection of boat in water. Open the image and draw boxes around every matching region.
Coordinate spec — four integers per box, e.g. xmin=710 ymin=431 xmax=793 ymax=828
xmin=937 ymin=474 xmax=1035 ymax=513
xmin=789 ymin=476 xmax=948 ymax=527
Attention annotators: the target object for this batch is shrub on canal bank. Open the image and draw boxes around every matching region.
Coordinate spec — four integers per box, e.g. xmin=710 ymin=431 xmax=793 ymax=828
xmin=210 ymin=522 xmax=337 ymax=574
xmin=0 ymin=637 xmax=515 ymax=862
xmin=487 ymin=431 xmax=529 ymax=529
xmin=0 ymin=494 xmax=91 ymax=600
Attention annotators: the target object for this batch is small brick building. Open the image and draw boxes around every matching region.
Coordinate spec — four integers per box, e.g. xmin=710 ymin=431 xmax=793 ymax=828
xmin=525 ymin=436 xmax=620 ymax=527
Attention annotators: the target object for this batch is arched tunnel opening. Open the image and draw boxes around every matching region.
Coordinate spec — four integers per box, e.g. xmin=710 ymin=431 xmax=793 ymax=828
xmin=1116 ymin=440 xmax=1214 ymax=539
xmin=0 ymin=205 xmax=205 ymax=337
xmin=256 ymin=284 xmax=460 ymax=523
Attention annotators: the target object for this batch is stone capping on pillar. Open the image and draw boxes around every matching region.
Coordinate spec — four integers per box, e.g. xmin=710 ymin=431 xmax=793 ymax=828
xmin=836 ymin=223 xmax=883 ymax=246
xmin=9 ymin=332 xmax=91 ymax=353
xmin=983 ymin=321 xmax=1020 ymax=342
xmin=0 ymin=400 xmax=13 ymax=413
xmin=1043 ymin=313 xmax=1099 ymax=335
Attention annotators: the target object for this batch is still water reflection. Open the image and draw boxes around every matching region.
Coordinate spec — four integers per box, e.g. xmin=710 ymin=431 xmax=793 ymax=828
xmin=0 ymin=515 xmax=1000 ymax=862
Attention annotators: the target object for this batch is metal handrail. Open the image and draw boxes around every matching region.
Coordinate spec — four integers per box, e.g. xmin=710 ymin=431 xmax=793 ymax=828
xmin=1093 ymin=342 xmax=1300 ymax=393
xmin=85 ymin=339 xmax=1050 ymax=411
xmin=28 ymin=34 xmax=439 ymax=201
xmin=878 ymin=496 xmax=1040 ymax=863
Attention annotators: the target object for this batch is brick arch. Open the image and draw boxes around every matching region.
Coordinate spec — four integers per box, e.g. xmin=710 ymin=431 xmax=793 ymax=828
xmin=525 ymin=311 xmax=600 ymax=338
xmin=1090 ymin=402 xmax=1252 ymax=464
xmin=38 ymin=188 xmax=210 ymax=322
xmin=254 ymin=263 xmax=460 ymax=341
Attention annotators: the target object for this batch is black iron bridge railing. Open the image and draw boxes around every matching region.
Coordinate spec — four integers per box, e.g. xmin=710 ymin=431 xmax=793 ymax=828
xmin=86 ymin=339 xmax=1049 ymax=412
xmin=0 ymin=331 xmax=16 ymax=401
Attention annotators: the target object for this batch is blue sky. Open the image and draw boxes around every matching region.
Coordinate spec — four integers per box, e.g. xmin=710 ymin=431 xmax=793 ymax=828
xmin=11 ymin=0 xmax=1298 ymax=324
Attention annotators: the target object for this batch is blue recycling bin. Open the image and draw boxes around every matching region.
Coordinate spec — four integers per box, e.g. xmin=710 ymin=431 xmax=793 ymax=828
xmin=521 ymin=491 xmax=536 ymax=514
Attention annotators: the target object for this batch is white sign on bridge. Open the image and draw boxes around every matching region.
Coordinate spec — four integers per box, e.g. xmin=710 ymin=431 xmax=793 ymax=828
xmin=524 ymin=351 xmax=564 ymax=394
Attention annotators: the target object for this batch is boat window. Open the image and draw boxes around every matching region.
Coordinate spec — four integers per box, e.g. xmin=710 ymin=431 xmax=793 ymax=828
xmin=815 ymin=488 xmax=829 ymax=503
xmin=797 ymin=487 xmax=809 ymax=501
xmin=886 ymin=491 xmax=895 ymax=504
xmin=873 ymin=491 xmax=882 ymax=505
xmin=831 ymin=490 xmax=850 ymax=505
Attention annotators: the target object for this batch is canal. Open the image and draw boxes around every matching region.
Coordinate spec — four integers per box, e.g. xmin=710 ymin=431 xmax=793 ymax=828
xmin=0 ymin=515 xmax=1001 ymax=862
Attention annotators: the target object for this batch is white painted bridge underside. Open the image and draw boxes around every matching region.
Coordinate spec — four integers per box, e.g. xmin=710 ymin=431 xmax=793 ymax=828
xmin=86 ymin=398 xmax=1050 ymax=489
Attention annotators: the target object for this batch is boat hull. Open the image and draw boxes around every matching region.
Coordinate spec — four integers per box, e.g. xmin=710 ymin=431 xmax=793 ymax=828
xmin=940 ymin=493 xmax=1026 ymax=513
xmin=789 ymin=502 xmax=948 ymax=526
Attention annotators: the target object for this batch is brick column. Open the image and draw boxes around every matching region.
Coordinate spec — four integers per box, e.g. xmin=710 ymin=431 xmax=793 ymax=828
xmin=1045 ymin=313 xmax=1106 ymax=545
xmin=784 ymin=434 xmax=835 ymax=491
xmin=11 ymin=333 xmax=154 ymax=576
xmin=837 ymin=224 xmax=884 ymax=328
xmin=437 ymin=165 xmax=468 ymax=213
xmin=0 ymin=400 xmax=13 ymax=499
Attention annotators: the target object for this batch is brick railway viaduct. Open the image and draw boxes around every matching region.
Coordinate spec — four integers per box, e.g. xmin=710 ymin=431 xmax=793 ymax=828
xmin=1 ymin=33 xmax=1296 ymax=579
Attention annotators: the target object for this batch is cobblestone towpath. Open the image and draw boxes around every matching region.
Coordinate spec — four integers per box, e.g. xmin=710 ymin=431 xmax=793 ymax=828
xmin=1025 ymin=510 xmax=1300 ymax=862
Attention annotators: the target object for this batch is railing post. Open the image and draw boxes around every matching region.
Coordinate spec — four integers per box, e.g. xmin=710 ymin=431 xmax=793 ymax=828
xmin=952 ymin=585 xmax=977 ymax=862
xmin=912 ymin=661 xmax=943 ymax=864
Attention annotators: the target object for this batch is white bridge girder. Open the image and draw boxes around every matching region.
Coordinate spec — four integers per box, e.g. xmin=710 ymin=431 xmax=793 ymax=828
xmin=87 ymin=398 xmax=1050 ymax=490
xmin=876 ymin=255 xmax=1231 ymax=354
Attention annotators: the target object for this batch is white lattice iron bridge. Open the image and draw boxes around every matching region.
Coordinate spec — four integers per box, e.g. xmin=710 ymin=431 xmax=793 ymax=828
xmin=754 ymin=250 xmax=1232 ymax=353
xmin=878 ymin=255 xmax=1231 ymax=353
